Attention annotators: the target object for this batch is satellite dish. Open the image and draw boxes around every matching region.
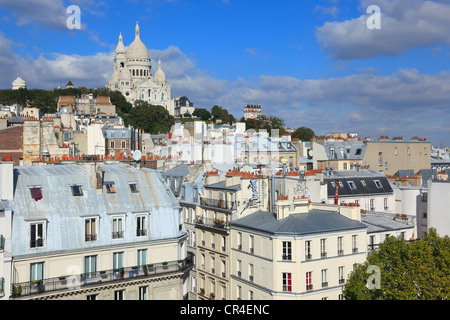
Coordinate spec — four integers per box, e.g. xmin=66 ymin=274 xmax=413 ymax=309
xmin=132 ymin=150 xmax=142 ymax=161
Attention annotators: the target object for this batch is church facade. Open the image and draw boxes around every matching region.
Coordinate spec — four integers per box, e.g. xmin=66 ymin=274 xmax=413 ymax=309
xmin=107 ymin=22 xmax=175 ymax=116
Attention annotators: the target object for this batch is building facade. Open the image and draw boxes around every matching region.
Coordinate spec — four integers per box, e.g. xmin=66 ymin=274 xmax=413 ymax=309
xmin=0 ymin=162 xmax=190 ymax=300
xmin=107 ymin=23 xmax=175 ymax=115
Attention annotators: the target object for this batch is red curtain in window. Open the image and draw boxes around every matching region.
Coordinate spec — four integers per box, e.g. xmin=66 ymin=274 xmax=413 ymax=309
xmin=30 ymin=188 xmax=42 ymax=201
xmin=287 ymin=273 xmax=292 ymax=291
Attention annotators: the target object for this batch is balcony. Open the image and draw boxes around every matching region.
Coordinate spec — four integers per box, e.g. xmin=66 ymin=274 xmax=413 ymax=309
xmin=195 ymin=217 xmax=231 ymax=231
xmin=200 ymin=198 xmax=237 ymax=212
xmin=10 ymin=258 xmax=193 ymax=299
xmin=112 ymin=231 xmax=124 ymax=239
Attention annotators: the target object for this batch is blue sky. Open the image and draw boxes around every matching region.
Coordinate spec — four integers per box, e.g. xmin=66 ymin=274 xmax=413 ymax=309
xmin=1 ymin=0 xmax=450 ymax=146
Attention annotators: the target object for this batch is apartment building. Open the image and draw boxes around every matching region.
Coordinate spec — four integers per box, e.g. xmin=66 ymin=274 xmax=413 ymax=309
xmin=322 ymin=168 xmax=395 ymax=213
xmin=0 ymin=162 xmax=189 ymax=300
xmin=310 ymin=139 xmax=367 ymax=171
xmin=196 ymin=170 xmax=271 ymax=300
xmin=427 ymin=180 xmax=450 ymax=237
xmin=230 ymin=203 xmax=367 ymax=300
xmin=362 ymin=137 xmax=431 ymax=175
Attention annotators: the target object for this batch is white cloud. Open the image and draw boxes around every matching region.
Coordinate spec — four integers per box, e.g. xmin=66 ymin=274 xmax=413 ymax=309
xmin=316 ymin=0 xmax=450 ymax=60
xmin=0 ymin=0 xmax=69 ymax=31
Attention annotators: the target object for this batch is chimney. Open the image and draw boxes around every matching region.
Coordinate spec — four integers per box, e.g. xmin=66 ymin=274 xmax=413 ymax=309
xmin=334 ymin=179 xmax=339 ymax=205
xmin=83 ymin=163 xmax=104 ymax=194
xmin=0 ymin=160 xmax=14 ymax=201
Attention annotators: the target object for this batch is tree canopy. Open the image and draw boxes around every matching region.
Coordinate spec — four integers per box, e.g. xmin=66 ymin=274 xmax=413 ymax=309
xmin=291 ymin=126 xmax=315 ymax=141
xmin=211 ymin=105 xmax=235 ymax=125
xmin=192 ymin=108 xmax=211 ymax=121
xmin=128 ymin=100 xmax=174 ymax=134
xmin=343 ymin=228 xmax=450 ymax=300
xmin=241 ymin=115 xmax=286 ymax=135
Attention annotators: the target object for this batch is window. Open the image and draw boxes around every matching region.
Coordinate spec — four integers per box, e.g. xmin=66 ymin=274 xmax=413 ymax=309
xmin=407 ymin=147 xmax=410 ymax=155
xmin=193 ymin=187 xmax=199 ymax=203
xmin=237 ymin=285 xmax=242 ymax=300
xmin=331 ymin=181 xmax=336 ymax=188
xmin=249 ymin=235 xmax=254 ymax=254
xmin=86 ymin=294 xmax=98 ymax=300
xmin=105 ymin=182 xmax=116 ymax=193
xmin=321 ymin=269 xmax=328 ymax=287
xmin=129 ymin=183 xmax=139 ymax=193
xmin=282 ymin=241 xmax=292 ymax=261
xmin=84 ymin=255 xmax=97 ymax=279
xmin=237 ymin=232 xmax=242 ymax=250
xmin=139 ymin=286 xmax=148 ymax=300
xmin=30 ymin=222 xmax=45 ymax=248
xmin=320 ymin=239 xmax=327 ymax=258
xmin=221 ymin=236 xmax=226 ymax=252
xmin=347 ymin=181 xmax=356 ymax=190
xmin=305 ymin=240 xmax=312 ymax=260
xmin=137 ymin=249 xmax=147 ymax=267
xmin=378 ymin=152 xmax=383 ymax=166
xmin=384 ymin=198 xmax=388 ymax=210
xmin=113 ymin=252 xmax=123 ymax=273
xmin=374 ymin=180 xmax=382 ymax=188
xmin=121 ymin=141 xmax=126 ymax=149
xmin=337 ymin=237 xmax=344 ymax=255
xmin=30 ymin=262 xmax=44 ymax=281
xmin=112 ymin=216 xmax=124 ymax=239
xmin=282 ymin=273 xmax=292 ymax=292
xmin=361 ymin=180 xmax=367 ymax=187
xmin=370 ymin=199 xmax=375 ymax=211
xmin=221 ymin=260 xmax=226 ymax=278
xmin=249 ymin=264 xmax=254 ymax=282
xmin=306 ymin=272 xmax=313 ymax=291
xmin=352 ymin=235 xmax=358 ymax=253
xmin=355 ymin=148 xmax=362 ymax=155
xmin=338 ymin=267 xmax=345 ymax=284
xmin=110 ymin=141 xmax=115 ymax=149
xmin=71 ymin=185 xmax=83 ymax=196
xmin=339 ymin=181 xmax=344 ymax=188
xmin=424 ymin=147 xmax=427 ymax=155
xmin=114 ymin=290 xmax=125 ymax=300
xmin=394 ymin=147 xmax=398 ymax=156
xmin=30 ymin=187 xmax=42 ymax=201
xmin=136 ymin=215 xmax=147 ymax=236
xmin=85 ymin=218 xmax=97 ymax=242
xmin=237 ymin=260 xmax=242 ymax=277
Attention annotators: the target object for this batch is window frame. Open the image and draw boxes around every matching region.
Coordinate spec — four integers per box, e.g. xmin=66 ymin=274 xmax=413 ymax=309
xmin=70 ymin=185 xmax=83 ymax=196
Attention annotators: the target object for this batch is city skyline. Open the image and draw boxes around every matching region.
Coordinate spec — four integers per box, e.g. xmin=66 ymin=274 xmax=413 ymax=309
xmin=0 ymin=0 xmax=449 ymax=145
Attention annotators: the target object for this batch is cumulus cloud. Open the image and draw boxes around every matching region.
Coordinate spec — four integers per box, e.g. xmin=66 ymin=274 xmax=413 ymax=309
xmin=0 ymin=0 xmax=69 ymax=31
xmin=316 ymin=0 xmax=450 ymax=60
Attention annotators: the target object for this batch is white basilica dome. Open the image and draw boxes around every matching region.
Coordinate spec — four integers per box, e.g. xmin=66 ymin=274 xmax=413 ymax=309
xmin=12 ymin=76 xmax=26 ymax=90
xmin=127 ymin=22 xmax=150 ymax=61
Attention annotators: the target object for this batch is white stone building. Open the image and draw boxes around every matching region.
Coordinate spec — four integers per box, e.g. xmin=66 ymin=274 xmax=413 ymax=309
xmin=107 ymin=23 xmax=175 ymax=116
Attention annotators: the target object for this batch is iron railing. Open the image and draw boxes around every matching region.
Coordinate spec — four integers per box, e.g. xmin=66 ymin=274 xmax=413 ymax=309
xmin=200 ymin=198 xmax=238 ymax=211
xmin=11 ymin=258 xmax=193 ymax=299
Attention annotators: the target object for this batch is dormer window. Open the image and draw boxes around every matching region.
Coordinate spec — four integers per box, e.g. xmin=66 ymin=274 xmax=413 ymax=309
xmin=129 ymin=182 xmax=139 ymax=193
xmin=71 ymin=185 xmax=83 ymax=196
xmin=347 ymin=181 xmax=356 ymax=190
xmin=374 ymin=180 xmax=382 ymax=188
xmin=30 ymin=187 xmax=43 ymax=201
xmin=105 ymin=182 xmax=116 ymax=193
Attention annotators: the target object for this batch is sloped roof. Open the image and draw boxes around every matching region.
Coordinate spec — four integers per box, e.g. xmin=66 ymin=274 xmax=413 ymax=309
xmin=232 ymin=209 xmax=366 ymax=236
xmin=11 ymin=163 xmax=181 ymax=257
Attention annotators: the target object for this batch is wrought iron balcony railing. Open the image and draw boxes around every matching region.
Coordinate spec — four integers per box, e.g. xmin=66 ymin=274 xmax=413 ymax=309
xmin=11 ymin=258 xmax=193 ymax=299
xmin=200 ymin=198 xmax=238 ymax=211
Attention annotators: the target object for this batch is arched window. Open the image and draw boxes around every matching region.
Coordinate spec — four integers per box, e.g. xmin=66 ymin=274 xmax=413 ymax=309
xmin=132 ymin=69 xmax=135 ymax=77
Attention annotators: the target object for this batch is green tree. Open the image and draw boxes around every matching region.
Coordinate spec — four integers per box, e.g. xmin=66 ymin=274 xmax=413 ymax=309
xmin=210 ymin=105 xmax=235 ymax=125
xmin=193 ymin=108 xmax=211 ymax=121
xmin=128 ymin=100 xmax=174 ymax=134
xmin=343 ymin=228 xmax=450 ymax=300
xmin=291 ymin=126 xmax=315 ymax=141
